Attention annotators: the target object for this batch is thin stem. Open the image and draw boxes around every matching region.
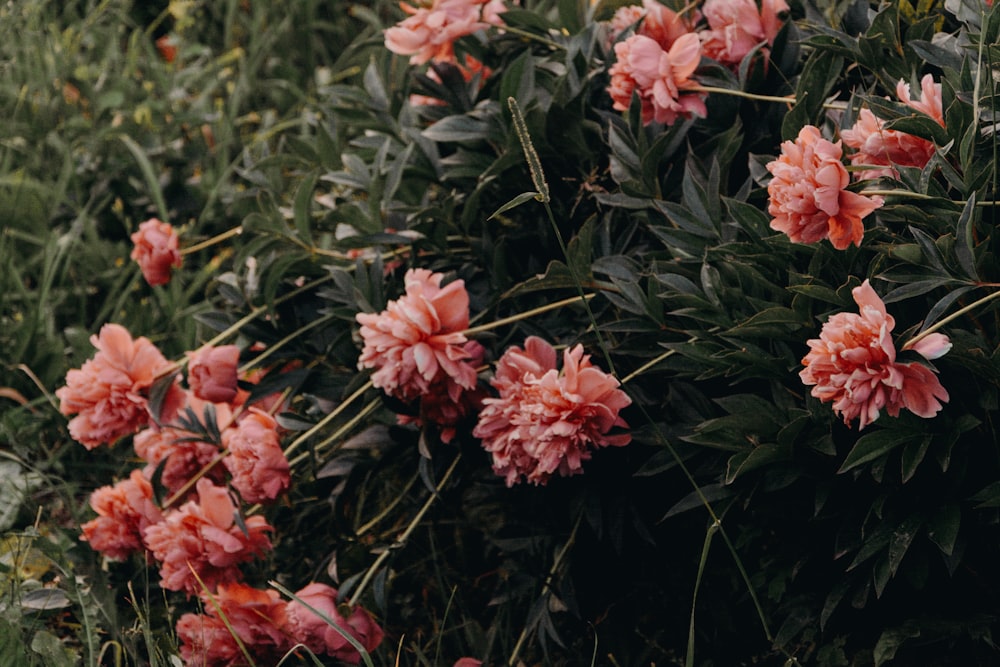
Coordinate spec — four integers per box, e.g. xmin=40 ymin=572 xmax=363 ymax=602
xmin=355 ymin=470 xmax=421 ymax=536
xmin=238 ymin=313 xmax=336 ymax=374
xmin=181 ymin=225 xmax=243 ymax=255
xmin=620 ymin=348 xmax=677 ymax=385
xmin=498 ymin=24 xmax=566 ymax=51
xmin=904 ymin=287 xmax=1000 ymax=350
xmin=283 ymin=379 xmax=374 ymax=459
xmin=347 ymin=453 xmax=462 ymax=607
xmin=287 ymin=398 xmax=380 ymax=470
xmin=461 ymin=294 xmax=597 ymax=336
xmin=693 ymin=85 xmax=847 ymax=110
xmin=507 ymin=511 xmax=584 ymax=667
xmin=860 ymin=189 xmax=1000 ymax=207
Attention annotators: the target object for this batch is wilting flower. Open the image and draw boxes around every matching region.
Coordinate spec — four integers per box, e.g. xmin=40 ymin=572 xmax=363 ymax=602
xmin=177 ymin=583 xmax=289 ymax=667
xmin=841 ymin=74 xmax=944 ymax=180
xmin=222 ymin=408 xmax=290 ymax=504
xmin=473 ymin=337 xmax=632 ymax=486
xmin=607 ymin=0 xmax=699 ymax=48
xmin=800 ymin=280 xmax=950 ymax=429
xmin=188 ymin=345 xmax=241 ymax=404
xmin=80 ymin=469 xmax=163 ymax=561
xmin=699 ymin=0 xmax=789 ymax=66
xmin=384 ymin=0 xmax=506 ymax=65
xmin=766 ymin=125 xmax=884 ymax=249
xmin=357 ymin=268 xmax=480 ymax=405
xmin=130 ymin=218 xmax=182 ymax=286
xmin=144 ymin=478 xmax=272 ymax=595
xmin=284 ymin=583 xmax=385 ymax=664
xmin=608 ymin=32 xmax=706 ymax=126
xmin=57 ymin=323 xmax=183 ymax=449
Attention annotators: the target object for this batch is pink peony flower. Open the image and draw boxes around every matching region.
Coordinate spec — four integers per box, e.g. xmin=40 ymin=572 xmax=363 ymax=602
xmin=699 ymin=0 xmax=789 ymax=66
xmin=800 ymin=280 xmax=950 ymax=429
xmin=134 ymin=423 xmax=225 ymax=497
xmin=188 ymin=345 xmax=241 ymax=404
xmin=841 ymin=74 xmax=944 ymax=180
xmin=130 ymin=218 xmax=182 ymax=286
xmin=384 ymin=0 xmax=506 ymax=65
xmin=608 ymin=32 xmax=707 ymax=126
xmin=396 ymin=344 xmax=487 ymax=443
xmin=357 ymin=268 xmax=480 ymax=404
xmin=454 ymin=660 xmax=483 ymax=667
xmin=222 ymin=408 xmax=290 ymax=504
xmin=284 ymin=583 xmax=385 ymax=664
xmin=57 ymin=323 xmax=184 ymax=449
xmin=473 ymin=337 xmax=632 ymax=486
xmin=80 ymin=469 xmax=163 ymax=561
xmin=143 ymin=478 xmax=272 ymax=595
xmin=766 ymin=125 xmax=884 ymax=249
xmin=607 ymin=0 xmax=700 ymax=49
xmin=177 ymin=583 xmax=289 ymax=667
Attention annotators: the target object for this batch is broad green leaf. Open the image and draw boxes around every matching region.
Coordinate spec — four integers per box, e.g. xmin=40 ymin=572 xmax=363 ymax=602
xmin=926 ymin=503 xmax=961 ymax=556
xmin=488 ymin=191 xmax=542 ymax=220
xmin=839 ymin=429 xmax=919 ymax=473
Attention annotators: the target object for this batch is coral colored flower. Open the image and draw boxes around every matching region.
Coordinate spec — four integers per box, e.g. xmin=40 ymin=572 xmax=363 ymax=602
xmin=177 ymin=583 xmax=289 ymax=667
xmin=357 ymin=268 xmax=480 ymax=404
xmin=454 ymin=660 xmax=483 ymax=667
xmin=222 ymin=408 xmax=290 ymax=504
xmin=699 ymin=0 xmax=789 ymax=66
xmin=284 ymin=583 xmax=385 ymax=664
xmin=155 ymin=35 xmax=177 ymax=63
xmin=608 ymin=32 xmax=706 ymax=126
xmin=473 ymin=337 xmax=632 ymax=486
xmin=143 ymin=478 xmax=272 ymax=595
xmin=396 ymin=342 xmax=487 ymax=442
xmin=130 ymin=218 xmax=182 ymax=286
xmin=841 ymin=74 xmax=944 ymax=180
xmin=57 ymin=323 xmax=184 ymax=449
xmin=766 ymin=125 xmax=884 ymax=249
xmin=188 ymin=345 xmax=241 ymax=404
xmin=134 ymin=423 xmax=225 ymax=497
xmin=607 ymin=0 xmax=700 ymax=49
xmin=80 ymin=469 xmax=163 ymax=561
xmin=800 ymin=280 xmax=950 ymax=429
xmin=385 ymin=0 xmax=506 ymax=65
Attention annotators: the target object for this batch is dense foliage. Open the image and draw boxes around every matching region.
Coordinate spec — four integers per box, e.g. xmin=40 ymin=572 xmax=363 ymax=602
xmin=3 ymin=0 xmax=1000 ymax=665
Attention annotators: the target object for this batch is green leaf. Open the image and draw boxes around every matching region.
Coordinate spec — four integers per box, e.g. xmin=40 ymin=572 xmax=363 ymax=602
xmin=926 ymin=503 xmax=960 ymax=556
xmin=422 ymin=114 xmax=491 ymax=142
xmin=725 ymin=443 xmax=790 ymax=483
xmin=293 ymin=171 xmax=318 ymax=245
xmin=874 ymin=624 xmax=921 ymax=667
xmin=887 ymin=514 xmax=923 ymax=577
xmin=838 ymin=429 xmax=919 ymax=473
xmin=954 ymin=194 xmax=978 ymax=280
xmin=488 ymin=191 xmax=542 ymax=220
xmin=900 ymin=435 xmax=931 ymax=482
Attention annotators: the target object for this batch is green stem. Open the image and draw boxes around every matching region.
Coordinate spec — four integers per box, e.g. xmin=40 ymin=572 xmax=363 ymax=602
xmin=461 ymin=293 xmax=596 ymax=336
xmin=620 ymin=348 xmax=677 ymax=385
xmin=498 ymin=24 xmax=566 ymax=51
xmin=904 ymin=287 xmax=1000 ymax=350
xmin=347 ymin=453 xmax=462 ymax=607
xmin=181 ymin=225 xmax=243 ymax=255
xmin=694 ymin=85 xmax=847 ymax=110
xmin=686 ymin=520 xmax=719 ymax=667
xmin=860 ymin=189 xmax=1000 ymax=207
xmin=283 ymin=379 xmax=373 ymax=459
xmin=238 ymin=313 xmax=336 ymax=374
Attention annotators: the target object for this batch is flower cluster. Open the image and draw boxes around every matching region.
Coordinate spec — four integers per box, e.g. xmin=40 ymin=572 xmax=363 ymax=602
xmin=177 ymin=582 xmax=383 ymax=667
xmin=605 ymin=0 xmax=792 ymax=126
xmin=384 ymin=0 xmax=506 ymax=66
xmin=800 ymin=280 xmax=950 ymax=429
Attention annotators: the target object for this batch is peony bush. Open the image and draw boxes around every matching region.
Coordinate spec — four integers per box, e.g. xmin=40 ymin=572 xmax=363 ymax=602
xmin=16 ymin=0 xmax=1000 ymax=665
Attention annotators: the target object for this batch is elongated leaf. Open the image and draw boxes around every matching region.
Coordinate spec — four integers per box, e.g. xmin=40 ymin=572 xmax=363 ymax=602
xmin=839 ymin=429 xmax=919 ymax=473
xmin=488 ymin=191 xmax=542 ymax=220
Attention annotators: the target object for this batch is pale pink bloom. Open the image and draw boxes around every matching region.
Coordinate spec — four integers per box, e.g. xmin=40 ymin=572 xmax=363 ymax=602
xmin=80 ymin=469 xmax=163 ymax=561
xmin=800 ymin=280 xmax=950 ymax=429
xmin=385 ymin=0 xmax=505 ymax=65
xmin=357 ymin=268 xmax=480 ymax=404
xmin=700 ymin=0 xmax=789 ymax=66
xmin=284 ymin=583 xmax=385 ymax=664
xmin=607 ymin=1 xmax=699 ymax=48
xmin=188 ymin=345 xmax=241 ymax=404
xmin=608 ymin=33 xmax=707 ymax=126
xmin=473 ymin=337 xmax=632 ymax=486
xmin=766 ymin=125 xmax=884 ymax=249
xmin=130 ymin=218 xmax=182 ymax=286
xmin=841 ymin=74 xmax=944 ymax=180
xmin=454 ymin=660 xmax=483 ymax=667
xmin=143 ymin=478 xmax=272 ymax=595
xmin=905 ymin=332 xmax=952 ymax=360
xmin=134 ymin=425 xmax=224 ymax=497
xmin=57 ymin=323 xmax=184 ymax=449
xmin=177 ymin=583 xmax=289 ymax=667
xmin=222 ymin=408 xmax=290 ymax=504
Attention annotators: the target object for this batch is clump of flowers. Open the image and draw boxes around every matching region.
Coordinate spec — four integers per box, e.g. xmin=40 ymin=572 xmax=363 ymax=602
xmin=606 ymin=0 xmax=700 ymax=47
xmin=841 ymin=74 xmax=944 ymax=180
xmin=699 ymin=0 xmax=789 ymax=67
xmin=284 ymin=582 xmax=385 ymax=664
xmin=607 ymin=32 xmax=706 ymax=126
xmin=222 ymin=408 xmax=290 ymax=504
xmin=766 ymin=125 xmax=884 ymax=249
xmin=356 ymin=268 xmax=483 ymax=424
xmin=134 ymin=422 xmax=225 ymax=497
xmin=176 ymin=583 xmax=289 ymax=667
xmin=800 ymin=280 xmax=951 ymax=429
xmin=56 ymin=323 xmax=184 ymax=449
xmin=80 ymin=469 xmax=163 ymax=561
xmin=473 ymin=336 xmax=632 ymax=486
xmin=143 ymin=478 xmax=273 ymax=595
xmin=131 ymin=217 xmax=182 ymax=286
xmin=384 ymin=0 xmax=506 ymax=66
